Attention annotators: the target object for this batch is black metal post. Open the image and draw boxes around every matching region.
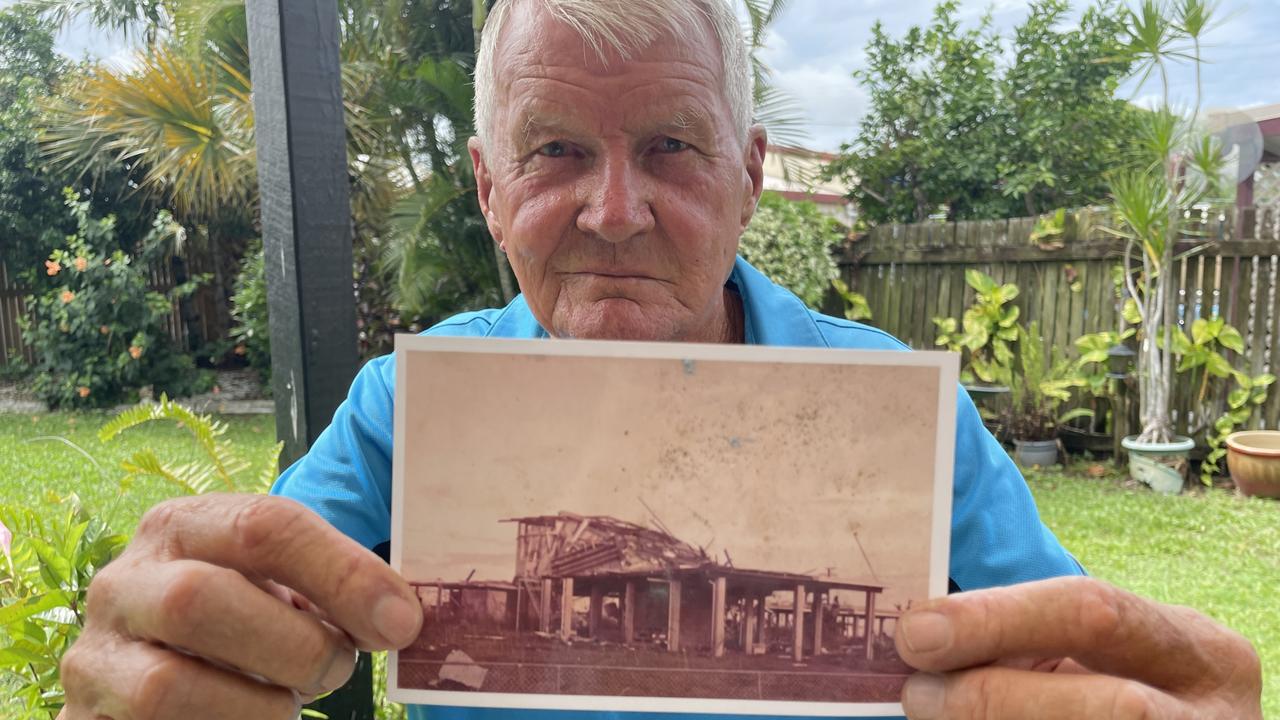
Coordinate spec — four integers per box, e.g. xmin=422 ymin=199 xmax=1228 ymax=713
xmin=244 ymin=0 xmax=369 ymax=716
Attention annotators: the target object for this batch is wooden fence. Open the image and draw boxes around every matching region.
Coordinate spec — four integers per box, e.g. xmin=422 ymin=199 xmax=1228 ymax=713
xmin=840 ymin=205 xmax=1280 ymax=441
xmin=0 ymin=257 xmax=219 ymax=368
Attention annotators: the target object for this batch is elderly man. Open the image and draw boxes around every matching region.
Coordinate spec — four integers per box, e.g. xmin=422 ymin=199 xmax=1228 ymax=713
xmin=60 ymin=0 xmax=1262 ymax=719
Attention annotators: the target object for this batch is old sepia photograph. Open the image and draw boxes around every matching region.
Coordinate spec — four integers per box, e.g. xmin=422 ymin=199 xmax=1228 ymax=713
xmin=389 ymin=337 xmax=956 ymax=715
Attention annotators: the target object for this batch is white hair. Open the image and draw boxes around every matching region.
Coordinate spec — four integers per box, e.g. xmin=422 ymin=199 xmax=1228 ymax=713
xmin=474 ymin=0 xmax=753 ymax=148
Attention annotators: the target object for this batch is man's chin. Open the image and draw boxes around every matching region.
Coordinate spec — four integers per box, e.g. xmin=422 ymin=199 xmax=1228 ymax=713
xmin=552 ymin=299 xmax=681 ymax=342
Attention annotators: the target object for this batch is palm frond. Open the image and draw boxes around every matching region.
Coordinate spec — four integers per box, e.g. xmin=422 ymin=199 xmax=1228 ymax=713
xmin=40 ymin=44 xmax=256 ymax=221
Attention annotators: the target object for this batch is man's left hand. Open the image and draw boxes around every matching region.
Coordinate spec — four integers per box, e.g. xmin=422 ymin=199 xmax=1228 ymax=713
xmin=895 ymin=576 xmax=1263 ymax=719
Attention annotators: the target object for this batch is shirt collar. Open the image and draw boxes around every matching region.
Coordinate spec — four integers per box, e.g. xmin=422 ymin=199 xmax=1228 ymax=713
xmin=485 ymin=256 xmax=827 ymax=348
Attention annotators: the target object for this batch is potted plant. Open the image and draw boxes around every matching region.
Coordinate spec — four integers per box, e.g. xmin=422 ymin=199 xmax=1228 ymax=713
xmin=1004 ymin=322 xmax=1092 ymax=467
xmin=934 ymin=270 xmax=1019 ymax=429
xmin=1106 ymin=0 xmax=1228 ymax=493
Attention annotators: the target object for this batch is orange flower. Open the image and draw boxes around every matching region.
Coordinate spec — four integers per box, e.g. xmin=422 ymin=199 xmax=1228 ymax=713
xmin=45 ymin=260 xmax=61 ymax=276
xmin=77 ymin=387 xmax=90 ymax=398
xmin=74 ymin=257 xmax=88 ymax=272
xmin=99 ymin=325 xmax=111 ymax=335
xmin=128 ymin=345 xmax=143 ymax=360
xmin=60 ymin=290 xmax=75 ymax=304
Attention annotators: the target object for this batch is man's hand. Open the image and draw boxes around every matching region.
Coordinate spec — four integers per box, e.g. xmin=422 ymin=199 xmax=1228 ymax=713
xmin=895 ymin=576 xmax=1262 ymax=719
xmin=59 ymin=494 xmax=423 ymax=720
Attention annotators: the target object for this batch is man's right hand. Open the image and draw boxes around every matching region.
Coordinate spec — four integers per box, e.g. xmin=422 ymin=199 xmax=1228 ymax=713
xmin=58 ymin=494 xmax=423 ymax=720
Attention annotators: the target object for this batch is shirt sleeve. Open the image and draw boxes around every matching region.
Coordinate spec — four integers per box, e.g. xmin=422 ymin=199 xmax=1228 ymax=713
xmin=947 ymin=389 xmax=1086 ymax=590
xmin=271 ymin=354 xmax=398 ymax=551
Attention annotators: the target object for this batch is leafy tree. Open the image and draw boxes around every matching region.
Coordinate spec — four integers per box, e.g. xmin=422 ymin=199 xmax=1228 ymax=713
xmin=826 ymin=0 xmax=1141 ymax=224
xmin=738 ymin=191 xmax=846 ymax=308
xmin=0 ymin=7 xmax=74 ymax=275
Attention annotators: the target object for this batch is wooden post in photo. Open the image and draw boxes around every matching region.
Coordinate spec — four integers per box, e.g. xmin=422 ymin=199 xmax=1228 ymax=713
xmin=864 ymin=589 xmax=878 ymax=661
xmin=743 ymin=597 xmax=756 ymax=653
xmin=623 ymin=580 xmax=636 ymax=643
xmin=792 ymin=584 xmax=806 ymax=663
xmin=666 ymin=579 xmax=682 ymax=652
xmin=588 ymin=584 xmax=603 ymax=638
xmin=754 ymin=593 xmax=766 ymax=648
xmin=560 ymin=578 xmax=575 ymax=640
xmin=812 ymin=591 xmax=825 ymax=656
xmin=711 ymin=576 xmax=727 ymax=658
xmin=514 ymin=585 xmax=523 ymax=633
xmin=434 ymin=583 xmax=443 ymax=620
xmin=540 ymin=578 xmax=553 ymax=633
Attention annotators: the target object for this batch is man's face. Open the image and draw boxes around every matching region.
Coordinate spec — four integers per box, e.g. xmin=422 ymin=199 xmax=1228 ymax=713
xmin=469 ymin=3 xmax=767 ymax=342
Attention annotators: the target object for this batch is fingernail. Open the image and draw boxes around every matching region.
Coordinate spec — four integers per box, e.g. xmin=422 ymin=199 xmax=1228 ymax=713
xmin=901 ymin=611 xmax=952 ymax=653
xmin=315 ymin=641 xmax=357 ymax=693
xmin=373 ymin=595 xmax=422 ymax=646
xmin=902 ymin=673 xmax=946 ymax=719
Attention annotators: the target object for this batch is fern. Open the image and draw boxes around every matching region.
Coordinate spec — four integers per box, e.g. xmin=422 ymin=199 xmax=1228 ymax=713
xmin=100 ymin=395 xmax=280 ymax=495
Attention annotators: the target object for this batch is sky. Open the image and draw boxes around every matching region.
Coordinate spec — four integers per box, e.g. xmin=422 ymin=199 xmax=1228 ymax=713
xmin=10 ymin=0 xmax=1280 ymax=152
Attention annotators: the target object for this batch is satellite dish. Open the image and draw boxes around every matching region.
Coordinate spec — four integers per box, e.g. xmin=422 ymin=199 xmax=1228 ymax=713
xmin=1207 ymin=109 xmax=1265 ymax=184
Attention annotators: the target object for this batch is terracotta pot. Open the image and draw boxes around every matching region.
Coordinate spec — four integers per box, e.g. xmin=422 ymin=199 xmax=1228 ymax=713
xmin=1225 ymin=431 xmax=1280 ymax=499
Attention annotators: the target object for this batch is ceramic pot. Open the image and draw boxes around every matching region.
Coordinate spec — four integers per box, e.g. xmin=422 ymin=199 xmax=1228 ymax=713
xmin=1121 ymin=435 xmax=1194 ymax=494
xmin=1225 ymin=431 xmax=1280 ymax=498
xmin=1014 ymin=439 xmax=1058 ymax=468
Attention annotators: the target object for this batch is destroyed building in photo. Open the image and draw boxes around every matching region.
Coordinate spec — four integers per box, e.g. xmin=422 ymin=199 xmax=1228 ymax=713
xmin=411 ymin=511 xmax=895 ymax=664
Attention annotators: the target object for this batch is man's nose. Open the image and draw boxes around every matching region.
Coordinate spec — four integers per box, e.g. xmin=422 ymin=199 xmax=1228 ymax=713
xmin=576 ymin=156 xmax=655 ymax=243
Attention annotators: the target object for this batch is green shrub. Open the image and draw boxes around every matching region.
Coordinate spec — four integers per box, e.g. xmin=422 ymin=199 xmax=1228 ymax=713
xmin=229 ymin=239 xmax=272 ymax=383
xmin=20 ymin=191 xmax=209 ymax=408
xmin=0 ymin=398 xmax=282 ymax=718
xmin=738 ymin=192 xmax=847 ymax=308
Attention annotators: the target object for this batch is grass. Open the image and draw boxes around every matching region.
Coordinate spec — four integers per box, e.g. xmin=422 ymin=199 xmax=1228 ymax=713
xmin=1 ymin=413 xmax=1276 ymax=716
xmin=0 ymin=411 xmax=276 ymax=534
xmin=1027 ymin=465 xmax=1280 ymax=718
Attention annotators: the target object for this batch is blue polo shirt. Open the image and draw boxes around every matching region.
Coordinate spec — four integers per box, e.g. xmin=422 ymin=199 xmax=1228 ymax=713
xmin=273 ymin=256 xmax=1083 ymax=720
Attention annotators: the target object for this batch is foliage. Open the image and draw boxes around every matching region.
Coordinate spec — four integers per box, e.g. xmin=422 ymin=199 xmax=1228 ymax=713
xmin=830 ymin=277 xmax=872 ymax=322
xmin=1004 ymin=322 xmax=1092 ymax=441
xmin=737 ymin=192 xmax=846 ymax=307
xmin=824 ymin=0 xmax=1141 ymax=223
xmin=1201 ymin=372 xmax=1274 ymax=487
xmin=0 ymin=398 xmax=280 ymax=718
xmin=1106 ymin=0 xmax=1232 ymax=445
xmin=0 ymin=495 xmax=129 ymax=720
xmin=1168 ymin=315 xmax=1275 ymax=485
xmin=932 ymin=269 xmax=1020 ymax=385
xmin=20 ymin=191 xmax=210 ymax=408
xmin=229 ymin=239 xmax=272 ymax=381
xmin=0 ymin=7 xmax=74 ymax=275
xmin=98 ymin=394 xmax=283 ymax=495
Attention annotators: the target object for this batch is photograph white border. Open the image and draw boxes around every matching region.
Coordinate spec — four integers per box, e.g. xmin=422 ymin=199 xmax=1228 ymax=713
xmin=389 ymin=335 xmax=958 ymax=716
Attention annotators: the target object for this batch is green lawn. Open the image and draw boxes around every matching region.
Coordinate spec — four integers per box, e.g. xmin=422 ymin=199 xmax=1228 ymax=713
xmin=1 ymin=413 xmax=1276 ymax=716
xmin=1028 ymin=467 xmax=1280 ymax=717
xmin=0 ymin=411 xmax=276 ymax=534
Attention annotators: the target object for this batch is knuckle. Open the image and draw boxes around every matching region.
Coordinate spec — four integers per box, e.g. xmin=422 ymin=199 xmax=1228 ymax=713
xmin=231 ymin=496 xmax=303 ymax=555
xmin=84 ymin=562 xmax=122 ymax=616
xmin=1073 ymin=579 xmax=1124 ymax=647
xmin=154 ymin=564 xmax=223 ymax=640
xmin=130 ymin=654 xmax=186 ymax=720
xmin=1108 ymin=681 xmax=1159 ymax=720
xmin=962 ymin=670 xmax=997 ymax=720
xmin=59 ymin=643 xmax=93 ymax=697
xmin=136 ymin=500 xmax=185 ymax=539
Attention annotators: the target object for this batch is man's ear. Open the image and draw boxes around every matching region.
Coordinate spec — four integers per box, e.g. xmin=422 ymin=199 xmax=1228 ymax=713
xmin=469 ymin=136 xmax=504 ymax=248
xmin=739 ymin=125 xmax=768 ymax=231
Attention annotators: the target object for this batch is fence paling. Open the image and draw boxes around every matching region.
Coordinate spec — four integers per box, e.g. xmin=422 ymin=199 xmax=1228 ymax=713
xmin=841 ymin=205 xmax=1280 ymax=442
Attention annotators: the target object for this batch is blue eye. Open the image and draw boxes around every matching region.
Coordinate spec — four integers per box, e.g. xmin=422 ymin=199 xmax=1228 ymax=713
xmin=657 ymin=137 xmax=690 ymax=153
xmin=537 ymin=141 xmax=568 ymax=157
